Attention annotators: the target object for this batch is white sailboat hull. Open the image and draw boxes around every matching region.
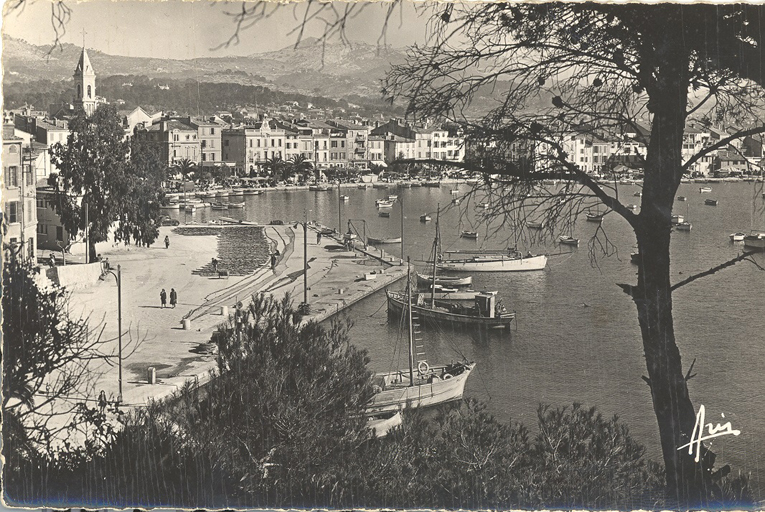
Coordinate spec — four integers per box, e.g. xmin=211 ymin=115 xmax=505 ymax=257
xmin=366 ymin=411 xmax=403 ymax=437
xmin=439 ymin=254 xmax=548 ymax=272
xmin=367 ymin=365 xmax=474 ymax=414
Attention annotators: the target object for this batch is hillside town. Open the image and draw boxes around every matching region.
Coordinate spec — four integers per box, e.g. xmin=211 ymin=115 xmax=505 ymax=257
xmin=5 ymin=2 xmax=765 ymax=509
xmin=6 ymin=46 xmax=764 ymax=264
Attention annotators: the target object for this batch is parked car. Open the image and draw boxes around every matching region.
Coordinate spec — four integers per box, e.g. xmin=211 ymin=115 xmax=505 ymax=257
xmin=160 ymin=216 xmax=180 ymax=226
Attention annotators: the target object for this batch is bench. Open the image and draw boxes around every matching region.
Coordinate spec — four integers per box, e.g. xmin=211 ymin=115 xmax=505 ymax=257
xmin=218 ymin=270 xmax=229 ymax=279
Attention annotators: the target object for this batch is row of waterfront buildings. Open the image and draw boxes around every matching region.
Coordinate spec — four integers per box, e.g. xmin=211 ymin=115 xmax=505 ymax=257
xmin=4 ymin=47 xmax=765 ymax=263
xmin=128 ymin=115 xmax=466 ymax=175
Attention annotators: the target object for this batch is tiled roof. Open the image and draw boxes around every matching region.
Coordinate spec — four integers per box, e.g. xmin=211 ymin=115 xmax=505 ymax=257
xmin=3 ymin=125 xmax=22 ymax=141
xmin=145 ymin=119 xmax=196 ymax=132
xmin=36 ymin=119 xmax=69 ymax=131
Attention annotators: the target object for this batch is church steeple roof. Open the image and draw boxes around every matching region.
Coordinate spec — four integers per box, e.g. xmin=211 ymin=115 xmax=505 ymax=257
xmin=74 ymin=48 xmax=95 ymax=75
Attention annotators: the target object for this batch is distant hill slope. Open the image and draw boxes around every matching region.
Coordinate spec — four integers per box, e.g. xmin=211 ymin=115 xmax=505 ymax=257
xmin=1 ymin=35 xmax=406 ymax=100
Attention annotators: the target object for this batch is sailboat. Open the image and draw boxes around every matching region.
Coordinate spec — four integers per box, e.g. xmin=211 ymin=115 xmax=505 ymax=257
xmin=741 ymin=181 xmax=765 ymax=250
xmin=558 ymin=199 xmax=579 ymax=246
xmin=369 ymin=262 xmax=475 ymax=415
xmin=388 ymin=208 xmax=516 ymax=328
xmin=438 ymin=203 xmax=548 ymax=271
xmin=586 ymin=211 xmax=604 ymax=222
xmin=674 ymin=200 xmax=692 ymax=231
xmin=438 ymin=249 xmax=547 ymax=272
xmin=558 ymin=235 xmax=579 ymax=246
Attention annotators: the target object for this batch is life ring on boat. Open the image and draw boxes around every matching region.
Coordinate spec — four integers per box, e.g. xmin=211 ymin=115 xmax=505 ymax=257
xmin=417 ymin=361 xmax=430 ymax=375
xmin=442 ymin=373 xmax=453 ymax=380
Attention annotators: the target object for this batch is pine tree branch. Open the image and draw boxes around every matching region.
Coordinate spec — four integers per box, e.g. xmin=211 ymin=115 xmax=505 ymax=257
xmin=682 ymin=125 xmax=765 ymax=174
xmin=670 ymin=250 xmax=762 ymax=292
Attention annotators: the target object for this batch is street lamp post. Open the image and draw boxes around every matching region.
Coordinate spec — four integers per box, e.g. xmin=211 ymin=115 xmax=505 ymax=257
xmin=304 ymin=215 xmax=308 ymax=306
xmin=297 ymin=209 xmax=311 ymax=311
xmin=106 ymin=264 xmax=123 ymax=403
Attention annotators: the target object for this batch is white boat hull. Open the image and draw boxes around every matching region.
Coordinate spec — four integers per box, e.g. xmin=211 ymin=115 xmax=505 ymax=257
xmin=366 ymin=411 xmax=402 ymax=438
xmin=416 ymin=273 xmax=472 ymax=287
xmin=367 ymin=365 xmax=473 ymax=414
xmin=439 ymin=254 xmax=547 ymax=272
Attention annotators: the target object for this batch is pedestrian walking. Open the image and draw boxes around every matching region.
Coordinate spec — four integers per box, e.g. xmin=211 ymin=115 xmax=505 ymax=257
xmin=160 ymin=288 xmax=167 ymax=308
xmin=164 ymin=235 xmax=170 ymax=249
xmin=98 ymin=390 xmax=107 ymax=414
xmin=317 ymin=231 xmax=322 ymax=244
xmin=49 ymin=252 xmax=56 ymax=267
xmin=211 ymin=258 xmax=218 ymax=273
xmin=235 ymin=302 xmax=244 ymax=331
xmin=170 ymin=288 xmax=177 ymax=308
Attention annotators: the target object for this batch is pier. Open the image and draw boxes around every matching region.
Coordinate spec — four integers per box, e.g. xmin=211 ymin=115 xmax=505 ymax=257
xmin=62 ymin=221 xmax=406 ymax=412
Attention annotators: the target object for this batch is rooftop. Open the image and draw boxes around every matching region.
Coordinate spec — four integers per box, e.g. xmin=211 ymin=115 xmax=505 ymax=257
xmin=3 ymin=124 xmax=22 ymax=141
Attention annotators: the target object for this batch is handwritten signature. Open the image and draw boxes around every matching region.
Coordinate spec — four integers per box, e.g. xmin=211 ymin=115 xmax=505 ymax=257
xmin=678 ymin=405 xmax=741 ymax=462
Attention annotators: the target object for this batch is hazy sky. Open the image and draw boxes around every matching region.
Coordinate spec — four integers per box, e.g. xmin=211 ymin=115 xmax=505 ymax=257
xmin=2 ymin=0 xmax=430 ymax=59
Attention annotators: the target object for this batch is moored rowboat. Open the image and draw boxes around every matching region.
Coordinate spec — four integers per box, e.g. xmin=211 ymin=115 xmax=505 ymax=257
xmin=416 ymin=273 xmax=473 ymax=287
xmin=368 ymin=236 xmax=402 ymax=244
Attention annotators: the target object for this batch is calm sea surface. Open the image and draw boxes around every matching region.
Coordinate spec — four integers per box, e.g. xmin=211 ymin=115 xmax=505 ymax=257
xmin=176 ymin=182 xmax=765 ymax=497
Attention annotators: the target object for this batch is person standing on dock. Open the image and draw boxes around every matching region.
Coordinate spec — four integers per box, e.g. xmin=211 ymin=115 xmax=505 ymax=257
xmin=170 ymin=288 xmax=177 ymax=309
xmin=160 ymin=288 xmax=167 ymax=308
xmin=164 ymin=235 xmax=170 ymax=249
xmin=270 ymin=249 xmax=280 ymax=270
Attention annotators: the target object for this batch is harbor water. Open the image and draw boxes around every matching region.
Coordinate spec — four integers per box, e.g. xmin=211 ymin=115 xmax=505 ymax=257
xmin=172 ymin=181 xmax=765 ymax=497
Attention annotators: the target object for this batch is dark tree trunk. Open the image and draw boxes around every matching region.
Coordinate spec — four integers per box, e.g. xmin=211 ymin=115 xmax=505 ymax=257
xmin=89 ymin=239 xmax=97 ymax=264
xmin=635 ymin=37 xmax=714 ymax=506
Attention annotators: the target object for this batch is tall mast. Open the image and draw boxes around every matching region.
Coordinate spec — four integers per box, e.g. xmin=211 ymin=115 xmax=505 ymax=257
xmin=430 ymin=204 xmax=440 ymax=308
xmin=400 ymin=197 xmax=405 ymax=263
xmin=406 ymin=258 xmax=415 ymax=386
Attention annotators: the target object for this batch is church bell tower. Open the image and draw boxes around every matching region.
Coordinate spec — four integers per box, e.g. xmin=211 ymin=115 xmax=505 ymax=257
xmin=73 ymin=47 xmax=97 ymax=116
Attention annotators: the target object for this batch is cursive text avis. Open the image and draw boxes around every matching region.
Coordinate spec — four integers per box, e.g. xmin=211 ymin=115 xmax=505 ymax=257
xmin=677 ymin=405 xmax=741 ymax=463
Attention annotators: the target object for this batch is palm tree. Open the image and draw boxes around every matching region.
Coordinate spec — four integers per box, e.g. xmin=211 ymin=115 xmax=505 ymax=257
xmin=174 ymin=158 xmax=197 ymax=181
xmin=289 ymin=154 xmax=313 ymax=184
xmin=263 ymin=155 xmax=286 ymax=186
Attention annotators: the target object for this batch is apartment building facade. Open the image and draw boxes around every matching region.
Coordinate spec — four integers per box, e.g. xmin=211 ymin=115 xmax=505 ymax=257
xmin=134 ymin=118 xmax=201 ymax=166
xmin=3 ymin=125 xmax=37 ymax=261
xmin=222 ymin=119 xmax=285 ymax=175
xmin=189 ymin=116 xmax=227 ymax=167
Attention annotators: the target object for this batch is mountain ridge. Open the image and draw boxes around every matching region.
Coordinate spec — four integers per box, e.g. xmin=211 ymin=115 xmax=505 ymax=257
xmin=1 ymin=34 xmax=406 ymax=100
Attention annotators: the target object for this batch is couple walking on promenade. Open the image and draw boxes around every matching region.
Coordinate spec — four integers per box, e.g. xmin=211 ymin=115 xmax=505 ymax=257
xmin=160 ymin=288 xmax=178 ymax=308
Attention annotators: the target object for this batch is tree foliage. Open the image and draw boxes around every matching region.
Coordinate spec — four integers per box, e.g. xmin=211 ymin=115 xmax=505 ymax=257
xmin=1 ymin=257 xmax=108 ymax=429
xmin=1 ymin=255 xmax=122 ymax=496
xmin=381 ymin=3 xmax=765 ymax=506
xmin=3 ymin=291 xmax=686 ymax=509
xmin=48 ymin=104 xmax=166 ymax=259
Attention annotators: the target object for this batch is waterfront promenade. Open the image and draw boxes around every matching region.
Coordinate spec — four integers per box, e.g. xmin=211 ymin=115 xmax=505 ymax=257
xmin=64 ymin=222 xmax=406 ymax=410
